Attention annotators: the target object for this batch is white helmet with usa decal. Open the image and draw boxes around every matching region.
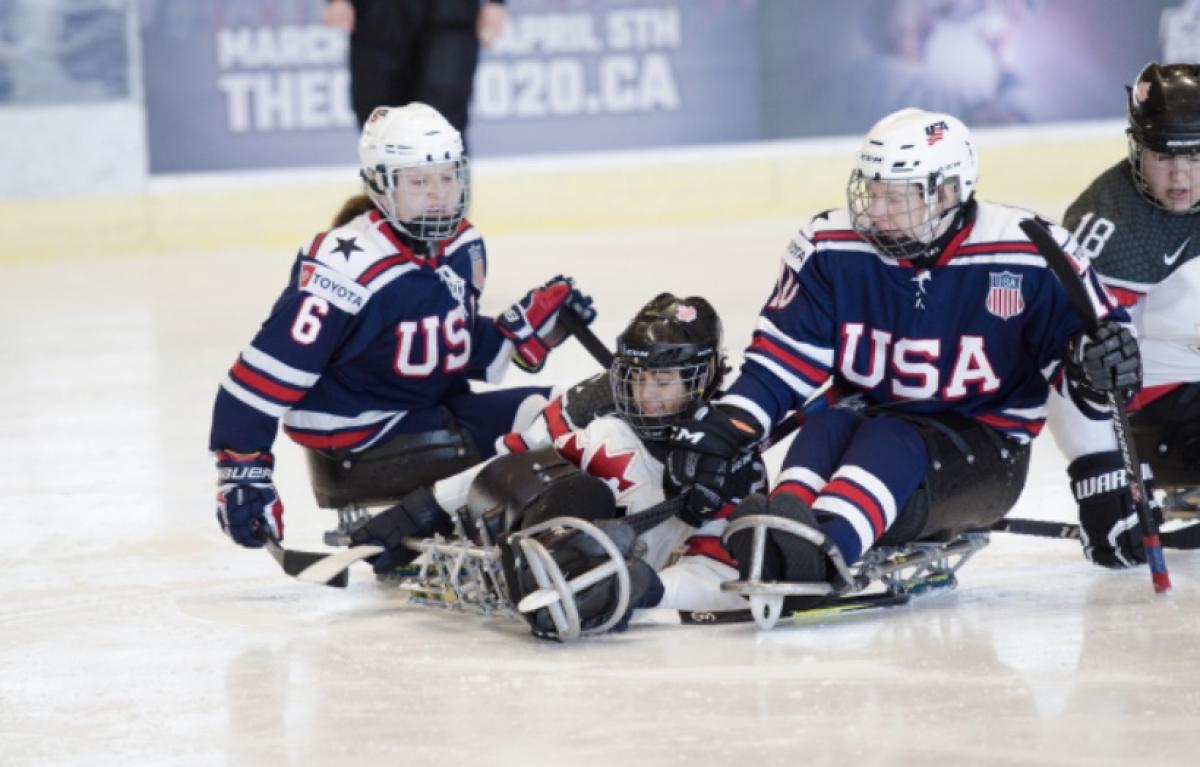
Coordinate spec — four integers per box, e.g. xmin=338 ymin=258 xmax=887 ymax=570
xmin=358 ymin=103 xmax=470 ymax=243
xmin=847 ymin=108 xmax=978 ymax=261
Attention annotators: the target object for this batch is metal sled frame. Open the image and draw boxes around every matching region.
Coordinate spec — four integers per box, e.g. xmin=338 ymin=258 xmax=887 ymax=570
xmin=719 ymin=513 xmax=990 ymax=631
xmin=508 ymin=517 xmax=632 ymax=642
xmin=387 ymin=511 xmax=633 ymax=643
xmin=392 ymin=533 xmax=514 ymax=616
xmin=324 ymin=504 xmax=373 ymax=546
xmin=1163 ymin=487 xmax=1200 ymax=521
xmin=375 ymin=506 xmax=514 ymax=616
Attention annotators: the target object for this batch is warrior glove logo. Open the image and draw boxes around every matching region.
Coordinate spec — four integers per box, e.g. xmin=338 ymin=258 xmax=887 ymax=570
xmin=1073 ymin=469 xmax=1127 ymax=501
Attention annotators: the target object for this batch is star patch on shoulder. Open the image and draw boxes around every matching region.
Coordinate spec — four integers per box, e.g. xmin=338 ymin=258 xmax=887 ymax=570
xmin=331 ymin=237 xmax=363 ymax=261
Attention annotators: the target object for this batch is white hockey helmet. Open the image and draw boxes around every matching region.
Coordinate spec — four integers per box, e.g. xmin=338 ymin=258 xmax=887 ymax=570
xmin=847 ymin=108 xmax=978 ymax=260
xmin=358 ymin=103 xmax=470 ymax=242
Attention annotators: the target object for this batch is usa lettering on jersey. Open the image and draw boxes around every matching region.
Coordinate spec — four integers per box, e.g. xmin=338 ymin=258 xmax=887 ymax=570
xmin=722 ymin=203 xmax=1121 ymax=444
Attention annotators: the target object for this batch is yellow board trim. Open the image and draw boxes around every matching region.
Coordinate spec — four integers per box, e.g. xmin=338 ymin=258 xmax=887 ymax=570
xmin=0 ymin=135 xmax=1123 ymax=264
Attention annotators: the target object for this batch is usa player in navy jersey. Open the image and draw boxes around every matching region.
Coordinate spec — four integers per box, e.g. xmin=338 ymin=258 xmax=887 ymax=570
xmin=665 ymin=108 xmax=1139 ymax=606
xmin=1047 ymin=63 xmax=1200 ymax=568
xmin=211 ymin=102 xmax=594 ymax=549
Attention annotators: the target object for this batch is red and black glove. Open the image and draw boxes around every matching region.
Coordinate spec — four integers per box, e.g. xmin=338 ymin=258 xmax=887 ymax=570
xmin=498 ymin=275 xmax=596 ymax=372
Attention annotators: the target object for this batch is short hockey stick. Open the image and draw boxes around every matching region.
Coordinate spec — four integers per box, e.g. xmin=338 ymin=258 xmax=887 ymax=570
xmin=995 ymin=516 xmax=1200 ymax=550
xmin=630 ymin=591 xmax=912 ymax=627
xmin=992 ymin=517 xmax=1080 ymax=540
xmin=262 ymin=532 xmax=382 ymax=588
xmin=1018 ymin=217 xmax=1170 ymax=593
xmin=558 ymin=305 xmax=613 ymax=368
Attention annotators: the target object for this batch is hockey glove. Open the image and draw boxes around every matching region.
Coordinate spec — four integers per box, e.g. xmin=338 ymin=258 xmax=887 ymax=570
xmin=665 ymin=404 xmax=764 ymax=525
xmin=348 ymin=486 xmax=453 ymax=574
xmin=216 ymin=450 xmax=284 ymax=548
xmin=1067 ymin=321 xmax=1142 ymax=396
xmin=498 ymin=275 xmax=596 ymax=372
xmin=1069 ymin=450 xmax=1160 ymax=569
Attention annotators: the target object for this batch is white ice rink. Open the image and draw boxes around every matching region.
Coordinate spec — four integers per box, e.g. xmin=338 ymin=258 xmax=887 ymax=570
xmin=4 ymin=212 xmax=1200 ymax=766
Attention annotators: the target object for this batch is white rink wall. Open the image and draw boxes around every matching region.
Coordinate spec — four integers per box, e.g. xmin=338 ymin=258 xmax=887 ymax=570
xmin=0 ymin=113 xmax=1127 ymax=265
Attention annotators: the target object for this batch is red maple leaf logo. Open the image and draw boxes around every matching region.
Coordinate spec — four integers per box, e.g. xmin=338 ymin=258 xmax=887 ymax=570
xmin=555 ymin=433 xmax=584 ymax=467
xmin=584 ymin=443 xmax=638 ymax=493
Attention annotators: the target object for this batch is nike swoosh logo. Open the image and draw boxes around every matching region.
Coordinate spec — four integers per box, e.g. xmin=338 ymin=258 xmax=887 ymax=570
xmin=1164 ymin=237 xmax=1191 ymax=266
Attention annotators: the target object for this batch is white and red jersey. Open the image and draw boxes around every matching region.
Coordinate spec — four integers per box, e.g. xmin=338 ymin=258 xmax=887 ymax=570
xmin=433 ymin=382 xmax=750 ymax=611
xmin=542 ymin=412 xmax=747 ymax=610
xmin=507 ymin=402 xmax=729 ymax=573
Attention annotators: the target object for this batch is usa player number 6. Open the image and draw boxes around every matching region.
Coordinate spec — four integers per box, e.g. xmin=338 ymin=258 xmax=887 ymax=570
xmin=291 ymin=296 xmax=329 ymax=344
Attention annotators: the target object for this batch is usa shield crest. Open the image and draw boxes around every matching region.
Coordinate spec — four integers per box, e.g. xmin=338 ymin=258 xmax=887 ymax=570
xmin=985 ymin=271 xmax=1024 ymax=320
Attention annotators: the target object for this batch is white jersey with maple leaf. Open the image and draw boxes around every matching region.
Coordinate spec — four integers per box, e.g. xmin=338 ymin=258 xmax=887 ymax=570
xmin=430 ymin=391 xmax=748 ymax=612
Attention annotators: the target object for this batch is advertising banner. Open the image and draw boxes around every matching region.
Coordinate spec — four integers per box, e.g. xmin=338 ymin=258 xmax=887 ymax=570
xmin=761 ymin=0 xmax=1197 ymax=138
xmin=469 ymin=0 xmax=761 ymax=155
xmin=133 ymin=0 xmax=1200 ymax=174
xmin=138 ymin=0 xmax=758 ymax=173
xmin=139 ymin=0 xmax=356 ymax=173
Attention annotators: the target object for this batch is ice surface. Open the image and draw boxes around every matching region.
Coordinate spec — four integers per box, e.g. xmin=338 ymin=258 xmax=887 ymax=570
xmin=2 ymin=219 xmax=1198 ymax=767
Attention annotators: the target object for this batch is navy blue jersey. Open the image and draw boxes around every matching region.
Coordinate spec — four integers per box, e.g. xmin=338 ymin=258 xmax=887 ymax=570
xmin=210 ymin=210 xmax=510 ymax=454
xmin=721 ymin=202 xmax=1126 ymax=444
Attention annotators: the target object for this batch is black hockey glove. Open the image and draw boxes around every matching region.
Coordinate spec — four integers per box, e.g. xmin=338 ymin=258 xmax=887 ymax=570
xmin=1069 ymin=451 xmax=1160 ymax=569
xmin=1067 ymin=321 xmax=1142 ymax=396
xmin=665 ymin=405 xmax=764 ymax=525
xmin=216 ymin=450 xmax=284 ymax=548
xmin=348 ymin=486 xmax=453 ymax=574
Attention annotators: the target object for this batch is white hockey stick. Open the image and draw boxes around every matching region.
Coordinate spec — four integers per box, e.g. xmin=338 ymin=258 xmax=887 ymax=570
xmin=291 ymin=544 xmax=384 ymax=585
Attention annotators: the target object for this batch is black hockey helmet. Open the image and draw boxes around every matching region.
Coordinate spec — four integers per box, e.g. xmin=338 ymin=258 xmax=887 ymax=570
xmin=610 ymin=293 xmax=728 ymax=440
xmin=1127 ymin=62 xmax=1200 ymax=211
xmin=1128 ymin=62 xmax=1200 ymax=153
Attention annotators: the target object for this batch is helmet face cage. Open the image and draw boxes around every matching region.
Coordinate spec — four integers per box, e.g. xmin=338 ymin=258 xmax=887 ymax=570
xmin=1125 ymin=63 xmax=1200 ymax=214
xmin=358 ymin=103 xmax=469 ymax=243
xmin=847 ymin=171 xmax=953 ymax=260
xmin=847 ymin=109 xmax=976 ymax=261
xmin=364 ymin=156 xmax=471 ymax=242
xmin=1126 ymin=135 xmax=1200 ymax=214
xmin=610 ymin=354 xmax=715 ymax=440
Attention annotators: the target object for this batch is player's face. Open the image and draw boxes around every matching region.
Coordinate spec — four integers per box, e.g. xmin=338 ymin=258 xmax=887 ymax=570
xmin=1140 ymin=149 xmax=1200 ymax=212
xmin=630 ymin=368 xmax=689 ymax=417
xmin=865 ymin=180 xmax=934 ymax=240
xmin=864 ymin=179 xmax=960 ymax=242
xmin=392 ymin=163 xmax=463 ymax=220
